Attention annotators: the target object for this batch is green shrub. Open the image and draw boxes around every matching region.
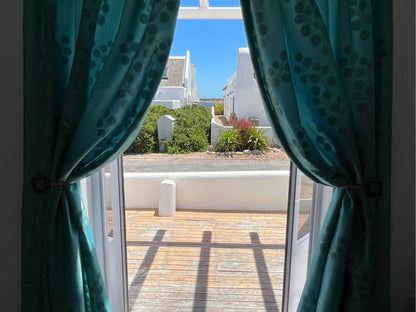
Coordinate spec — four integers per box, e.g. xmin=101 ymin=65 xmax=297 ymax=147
xmin=214 ymin=101 xmax=224 ymax=115
xmin=126 ymin=105 xmax=211 ymax=154
xmin=215 ymin=129 xmax=241 ymax=152
xmin=173 ymin=105 xmax=211 ymax=131
xmin=125 ymin=105 xmax=173 ymax=154
xmin=165 ymin=105 xmax=211 ymax=153
xmin=126 ymin=123 xmax=156 ymax=154
xmin=247 ymin=128 xmax=269 ymax=151
xmin=165 ymin=127 xmax=208 ymax=154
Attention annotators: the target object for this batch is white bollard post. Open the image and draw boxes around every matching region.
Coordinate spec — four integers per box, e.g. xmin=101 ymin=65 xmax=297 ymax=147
xmin=158 ymin=180 xmax=176 ymax=217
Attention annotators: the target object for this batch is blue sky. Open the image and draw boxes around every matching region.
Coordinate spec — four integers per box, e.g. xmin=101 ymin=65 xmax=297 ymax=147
xmin=170 ymin=1 xmax=247 ymax=98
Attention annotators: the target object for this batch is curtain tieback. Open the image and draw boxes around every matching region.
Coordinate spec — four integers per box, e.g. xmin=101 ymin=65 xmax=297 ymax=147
xmin=31 ymin=175 xmax=74 ymax=194
xmin=342 ymin=178 xmax=383 ymax=198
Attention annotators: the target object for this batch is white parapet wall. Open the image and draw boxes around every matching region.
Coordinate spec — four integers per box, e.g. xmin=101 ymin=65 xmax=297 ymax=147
xmin=151 ymin=100 xmax=181 ymax=109
xmin=106 ymin=171 xmax=290 ymax=212
xmin=210 ymin=118 xmax=277 ymax=146
xmin=152 ymin=86 xmax=186 ymax=107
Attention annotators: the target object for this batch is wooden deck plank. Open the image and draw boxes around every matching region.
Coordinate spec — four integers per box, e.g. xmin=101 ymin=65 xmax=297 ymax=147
xmin=126 ymin=209 xmax=287 ymax=312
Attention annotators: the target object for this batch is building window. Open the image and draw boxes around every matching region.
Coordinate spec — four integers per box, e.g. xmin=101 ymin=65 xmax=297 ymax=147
xmin=162 ymin=67 xmax=169 ymax=79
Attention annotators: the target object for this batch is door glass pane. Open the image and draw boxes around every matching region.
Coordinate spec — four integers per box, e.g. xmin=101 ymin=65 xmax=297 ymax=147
xmin=297 ymin=172 xmax=313 ymax=239
xmin=104 ymin=164 xmax=114 ymax=238
xmin=284 ymin=167 xmax=315 ymax=312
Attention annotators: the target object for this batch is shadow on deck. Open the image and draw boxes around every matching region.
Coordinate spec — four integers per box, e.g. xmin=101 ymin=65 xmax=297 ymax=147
xmin=125 ymin=209 xmax=287 ymax=312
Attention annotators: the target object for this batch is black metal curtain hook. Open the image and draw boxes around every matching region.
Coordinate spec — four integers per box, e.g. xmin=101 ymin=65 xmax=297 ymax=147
xmin=31 ymin=175 xmax=74 ymax=194
xmin=343 ymin=178 xmax=383 ymax=199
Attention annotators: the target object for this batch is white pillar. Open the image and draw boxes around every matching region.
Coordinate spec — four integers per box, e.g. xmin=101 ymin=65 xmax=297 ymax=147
xmin=158 ymin=180 xmax=176 ymax=217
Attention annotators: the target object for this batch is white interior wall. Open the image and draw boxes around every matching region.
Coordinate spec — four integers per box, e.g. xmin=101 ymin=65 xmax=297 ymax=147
xmin=0 ymin=1 xmax=413 ymax=311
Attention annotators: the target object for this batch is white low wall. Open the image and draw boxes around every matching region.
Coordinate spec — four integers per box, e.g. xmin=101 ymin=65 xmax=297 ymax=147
xmin=210 ymin=119 xmax=277 ymax=146
xmin=151 ymin=100 xmax=181 ymax=109
xmin=153 ymin=86 xmax=186 ymax=107
xmin=106 ymin=171 xmax=289 ymax=211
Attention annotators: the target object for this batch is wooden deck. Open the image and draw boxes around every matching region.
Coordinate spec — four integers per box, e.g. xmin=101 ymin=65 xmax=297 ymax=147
xmin=125 ymin=209 xmax=288 ymax=312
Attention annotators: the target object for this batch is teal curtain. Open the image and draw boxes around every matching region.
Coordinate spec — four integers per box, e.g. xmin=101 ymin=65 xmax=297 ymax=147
xmin=241 ymin=0 xmax=391 ymax=311
xmin=23 ymin=1 xmax=179 ymax=310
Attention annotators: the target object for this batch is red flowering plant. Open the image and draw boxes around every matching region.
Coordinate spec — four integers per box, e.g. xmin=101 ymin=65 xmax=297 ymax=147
xmin=215 ymin=117 xmax=270 ymax=152
xmin=235 ymin=119 xmax=254 ymax=150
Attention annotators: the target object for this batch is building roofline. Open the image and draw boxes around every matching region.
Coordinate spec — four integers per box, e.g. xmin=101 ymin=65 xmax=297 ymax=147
xmin=169 ymin=56 xmax=186 ymax=59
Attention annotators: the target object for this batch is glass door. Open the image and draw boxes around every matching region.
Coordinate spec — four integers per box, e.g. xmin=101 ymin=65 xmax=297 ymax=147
xmin=283 ymin=164 xmax=320 ymax=312
xmin=81 ymin=156 xmax=129 ymax=312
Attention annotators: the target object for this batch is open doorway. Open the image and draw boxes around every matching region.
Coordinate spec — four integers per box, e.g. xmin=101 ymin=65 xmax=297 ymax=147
xmin=82 ymin=2 xmax=328 ymax=311
xmin=123 ymin=4 xmax=289 ymax=311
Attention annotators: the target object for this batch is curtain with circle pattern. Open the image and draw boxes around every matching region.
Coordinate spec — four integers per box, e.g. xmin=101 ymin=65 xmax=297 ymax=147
xmin=22 ymin=1 xmax=179 ymax=310
xmin=240 ymin=0 xmax=392 ymax=310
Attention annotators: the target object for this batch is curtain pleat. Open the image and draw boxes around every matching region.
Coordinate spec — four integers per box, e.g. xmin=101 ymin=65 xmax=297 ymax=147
xmin=240 ymin=0 xmax=392 ymax=310
xmin=23 ymin=1 xmax=180 ymax=310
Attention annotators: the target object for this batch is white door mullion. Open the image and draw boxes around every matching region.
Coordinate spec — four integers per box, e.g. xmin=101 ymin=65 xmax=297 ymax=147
xmin=107 ymin=157 xmax=129 ymax=312
xmin=82 ymin=171 xmax=110 ymax=287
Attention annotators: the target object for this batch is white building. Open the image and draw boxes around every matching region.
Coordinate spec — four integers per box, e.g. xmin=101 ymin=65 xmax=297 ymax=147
xmin=152 ymin=50 xmax=199 ymax=109
xmin=223 ymin=47 xmax=269 ymax=126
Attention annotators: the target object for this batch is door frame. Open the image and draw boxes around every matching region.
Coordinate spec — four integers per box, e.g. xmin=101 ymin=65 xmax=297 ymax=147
xmin=81 ymin=156 xmax=129 ymax=312
xmin=282 ymin=163 xmax=325 ymax=312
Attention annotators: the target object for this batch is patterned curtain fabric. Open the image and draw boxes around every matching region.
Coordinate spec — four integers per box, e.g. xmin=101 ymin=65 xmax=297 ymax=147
xmin=240 ymin=0 xmax=391 ymax=311
xmin=23 ymin=1 xmax=179 ymax=310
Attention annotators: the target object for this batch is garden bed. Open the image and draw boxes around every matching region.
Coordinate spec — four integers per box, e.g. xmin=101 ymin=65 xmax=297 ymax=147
xmin=124 ymin=149 xmax=289 ymax=161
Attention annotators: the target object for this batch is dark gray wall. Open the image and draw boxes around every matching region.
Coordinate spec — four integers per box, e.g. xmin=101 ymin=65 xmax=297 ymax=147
xmin=390 ymin=0 xmax=415 ymax=310
xmin=0 ymin=0 xmax=23 ymax=310
xmin=0 ymin=1 xmax=413 ymax=311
